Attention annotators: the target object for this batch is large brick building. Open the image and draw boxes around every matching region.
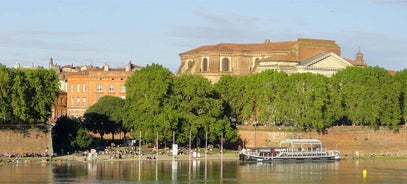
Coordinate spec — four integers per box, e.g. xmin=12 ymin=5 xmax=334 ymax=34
xmin=50 ymin=60 xmax=141 ymax=118
xmin=177 ymin=38 xmax=366 ymax=82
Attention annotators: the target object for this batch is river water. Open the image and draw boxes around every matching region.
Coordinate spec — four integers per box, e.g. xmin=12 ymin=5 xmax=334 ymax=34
xmin=1 ymin=159 xmax=407 ymax=183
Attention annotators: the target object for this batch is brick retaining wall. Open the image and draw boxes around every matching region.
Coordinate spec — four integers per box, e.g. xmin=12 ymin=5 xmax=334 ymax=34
xmin=1 ymin=126 xmax=407 ymax=157
xmin=0 ymin=129 xmax=51 ymax=156
xmin=238 ymin=126 xmax=407 ymax=157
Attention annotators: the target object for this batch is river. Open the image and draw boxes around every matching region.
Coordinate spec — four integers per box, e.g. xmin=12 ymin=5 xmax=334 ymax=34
xmin=1 ymin=159 xmax=407 ymax=183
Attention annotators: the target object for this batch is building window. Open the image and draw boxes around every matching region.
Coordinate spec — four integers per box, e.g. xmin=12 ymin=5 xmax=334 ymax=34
xmin=77 ymin=84 xmax=80 ymax=92
xmin=109 ymin=85 xmax=114 ymax=92
xmin=70 ymin=97 xmax=74 ymax=107
xmin=202 ymin=58 xmax=208 ymax=72
xmin=97 ymin=84 xmax=102 ymax=92
xmin=121 ymin=85 xmax=126 ymax=92
xmin=71 ymin=84 xmax=74 ymax=92
xmin=83 ymin=97 xmax=86 ymax=106
xmin=221 ymin=57 xmax=230 ymax=72
xmin=83 ymin=84 xmax=86 ymax=92
xmin=188 ymin=60 xmax=194 ymax=69
xmin=76 ymin=97 xmax=80 ymax=106
xmin=252 ymin=57 xmax=260 ymax=68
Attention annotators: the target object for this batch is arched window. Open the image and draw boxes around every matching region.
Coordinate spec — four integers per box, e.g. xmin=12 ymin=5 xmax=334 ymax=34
xmin=221 ymin=58 xmax=230 ymax=72
xmin=188 ymin=60 xmax=194 ymax=69
xmin=252 ymin=57 xmax=260 ymax=68
xmin=202 ymin=58 xmax=208 ymax=72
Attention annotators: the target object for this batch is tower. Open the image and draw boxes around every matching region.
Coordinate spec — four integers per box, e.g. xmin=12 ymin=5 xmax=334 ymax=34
xmin=355 ymin=48 xmax=365 ymax=64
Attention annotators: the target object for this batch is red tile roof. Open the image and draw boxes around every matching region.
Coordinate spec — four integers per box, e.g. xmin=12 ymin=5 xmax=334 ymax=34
xmin=180 ymin=41 xmax=297 ymax=55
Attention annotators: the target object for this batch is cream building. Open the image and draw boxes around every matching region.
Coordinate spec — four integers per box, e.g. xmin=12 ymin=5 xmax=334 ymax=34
xmin=177 ymin=38 xmax=366 ymax=82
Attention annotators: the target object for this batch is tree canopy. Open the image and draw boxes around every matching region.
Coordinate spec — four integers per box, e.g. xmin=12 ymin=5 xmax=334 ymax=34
xmin=0 ymin=65 xmax=59 ymax=125
xmin=216 ymin=66 xmax=404 ymax=132
xmin=84 ymin=95 xmax=125 ymax=141
xmin=123 ymin=64 xmax=238 ymax=147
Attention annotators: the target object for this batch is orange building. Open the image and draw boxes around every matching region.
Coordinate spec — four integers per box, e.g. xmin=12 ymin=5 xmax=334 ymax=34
xmin=51 ymin=91 xmax=67 ymax=120
xmin=50 ymin=61 xmax=141 ymax=118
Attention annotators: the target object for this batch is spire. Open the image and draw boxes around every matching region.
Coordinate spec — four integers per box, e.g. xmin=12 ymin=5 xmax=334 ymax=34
xmin=49 ymin=57 xmax=54 ymax=68
xmin=126 ymin=60 xmax=132 ymax=71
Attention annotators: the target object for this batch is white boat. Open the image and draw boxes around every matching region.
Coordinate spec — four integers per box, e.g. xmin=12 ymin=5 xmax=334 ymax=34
xmin=239 ymin=139 xmax=340 ymax=162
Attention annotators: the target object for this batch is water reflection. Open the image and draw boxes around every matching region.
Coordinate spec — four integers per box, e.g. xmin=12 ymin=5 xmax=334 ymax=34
xmin=1 ymin=159 xmax=407 ymax=183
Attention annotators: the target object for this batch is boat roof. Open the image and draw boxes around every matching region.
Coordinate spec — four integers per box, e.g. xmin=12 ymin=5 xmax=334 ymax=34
xmin=280 ymin=139 xmax=322 ymax=145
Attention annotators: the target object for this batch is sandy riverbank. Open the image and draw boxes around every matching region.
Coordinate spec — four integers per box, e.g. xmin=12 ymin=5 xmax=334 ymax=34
xmin=52 ymin=152 xmax=240 ymax=163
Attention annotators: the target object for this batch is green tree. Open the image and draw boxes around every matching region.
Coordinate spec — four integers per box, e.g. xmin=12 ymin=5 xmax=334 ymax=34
xmin=332 ymin=66 xmax=400 ymax=129
xmin=25 ymin=69 xmax=60 ymax=123
xmin=169 ymin=74 xmax=237 ymax=146
xmin=393 ymin=70 xmax=407 ymax=125
xmin=285 ymin=73 xmax=332 ymax=132
xmin=71 ymin=128 xmax=93 ymax=150
xmin=215 ymin=75 xmax=243 ymax=124
xmin=123 ymin=64 xmax=173 ymax=143
xmin=84 ymin=96 xmax=125 ymax=141
xmin=52 ymin=116 xmax=84 ymax=154
xmin=0 ymin=65 xmax=11 ymax=123
xmin=0 ymin=67 xmax=59 ymax=125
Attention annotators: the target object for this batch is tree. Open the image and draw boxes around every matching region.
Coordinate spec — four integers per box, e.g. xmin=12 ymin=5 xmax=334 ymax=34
xmin=84 ymin=96 xmax=124 ymax=141
xmin=169 ymin=74 xmax=237 ymax=146
xmin=71 ymin=128 xmax=93 ymax=150
xmin=25 ymin=69 xmax=60 ymax=123
xmin=332 ymin=66 xmax=401 ymax=129
xmin=0 ymin=67 xmax=59 ymax=125
xmin=287 ymin=73 xmax=333 ymax=132
xmin=52 ymin=116 xmax=84 ymax=154
xmin=123 ymin=63 xmax=174 ymax=142
xmin=0 ymin=65 xmax=11 ymax=123
xmin=215 ymin=75 xmax=244 ymax=124
xmin=124 ymin=64 xmax=237 ymax=147
xmin=395 ymin=69 xmax=407 ymax=124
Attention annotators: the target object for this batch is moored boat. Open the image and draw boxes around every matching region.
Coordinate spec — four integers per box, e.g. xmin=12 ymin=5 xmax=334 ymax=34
xmin=239 ymin=139 xmax=340 ymax=162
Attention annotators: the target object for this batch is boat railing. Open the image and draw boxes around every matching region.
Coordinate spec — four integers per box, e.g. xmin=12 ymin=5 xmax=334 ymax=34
xmin=281 ymin=148 xmax=327 ymax=152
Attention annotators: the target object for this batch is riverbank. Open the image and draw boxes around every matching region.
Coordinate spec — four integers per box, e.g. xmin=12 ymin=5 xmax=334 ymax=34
xmin=54 ymin=152 xmax=240 ymax=162
xmin=0 ymin=152 xmax=240 ymax=164
xmin=3 ymin=151 xmax=407 ymax=165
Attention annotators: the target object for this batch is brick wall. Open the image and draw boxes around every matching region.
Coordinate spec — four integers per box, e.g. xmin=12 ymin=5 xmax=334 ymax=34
xmin=0 ymin=129 xmax=50 ymax=155
xmin=238 ymin=126 xmax=407 ymax=156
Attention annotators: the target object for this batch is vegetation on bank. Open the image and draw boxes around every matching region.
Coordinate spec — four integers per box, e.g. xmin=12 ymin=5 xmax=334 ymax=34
xmin=3 ymin=64 xmax=407 ymax=154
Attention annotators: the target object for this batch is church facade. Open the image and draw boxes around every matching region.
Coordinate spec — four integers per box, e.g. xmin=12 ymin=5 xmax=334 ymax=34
xmin=177 ymin=38 xmax=366 ymax=82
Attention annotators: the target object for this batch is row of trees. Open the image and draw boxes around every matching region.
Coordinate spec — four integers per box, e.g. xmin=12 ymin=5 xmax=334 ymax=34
xmin=0 ymin=65 xmax=59 ymax=125
xmin=84 ymin=64 xmax=407 ymax=150
xmin=122 ymin=64 xmax=237 ymax=147
xmin=216 ymin=66 xmax=404 ymax=132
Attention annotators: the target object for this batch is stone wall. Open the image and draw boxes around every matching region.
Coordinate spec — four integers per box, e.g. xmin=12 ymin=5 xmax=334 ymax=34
xmin=238 ymin=126 xmax=407 ymax=157
xmin=0 ymin=129 xmax=51 ymax=156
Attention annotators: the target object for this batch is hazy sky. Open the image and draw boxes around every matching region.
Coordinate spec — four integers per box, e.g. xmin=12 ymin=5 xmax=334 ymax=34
xmin=1 ymin=0 xmax=406 ymax=72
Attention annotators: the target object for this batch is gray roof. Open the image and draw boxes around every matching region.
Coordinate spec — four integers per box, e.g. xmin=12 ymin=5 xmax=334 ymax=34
xmin=280 ymin=139 xmax=322 ymax=146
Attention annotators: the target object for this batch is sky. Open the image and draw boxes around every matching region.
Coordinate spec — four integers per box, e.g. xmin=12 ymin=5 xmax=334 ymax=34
xmin=1 ymin=0 xmax=406 ymax=72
